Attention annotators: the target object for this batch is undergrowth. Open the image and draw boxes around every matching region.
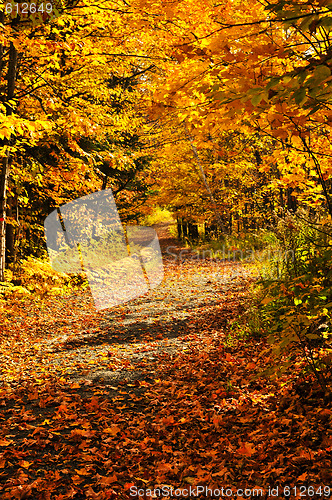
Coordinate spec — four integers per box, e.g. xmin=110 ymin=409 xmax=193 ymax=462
xmin=232 ymin=210 xmax=332 ymax=396
xmin=0 ymin=256 xmax=88 ymax=303
xmin=190 ymin=229 xmax=282 ymax=275
xmin=191 ymin=210 xmax=332 ymax=396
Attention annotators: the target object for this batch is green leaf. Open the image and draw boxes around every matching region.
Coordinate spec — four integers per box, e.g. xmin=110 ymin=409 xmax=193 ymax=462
xmin=308 ymin=87 xmax=319 ymax=98
xmin=294 ymin=297 xmax=302 ymax=305
xmin=300 ymin=15 xmax=318 ymax=31
xmin=313 ymin=65 xmax=331 ymax=83
xmin=319 ymin=16 xmax=332 ymax=29
xmin=293 ymin=87 xmax=307 ymax=105
xmin=297 ymin=71 xmax=308 ymax=85
xmin=251 ymin=93 xmax=264 ymax=106
xmin=266 ymin=77 xmax=280 ymax=90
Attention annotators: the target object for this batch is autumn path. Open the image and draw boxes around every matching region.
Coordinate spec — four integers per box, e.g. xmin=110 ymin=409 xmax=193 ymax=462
xmin=0 ymin=227 xmax=331 ymax=499
xmin=1 ymin=222 xmax=251 ymax=386
xmin=54 ymin=222 xmax=251 ymax=385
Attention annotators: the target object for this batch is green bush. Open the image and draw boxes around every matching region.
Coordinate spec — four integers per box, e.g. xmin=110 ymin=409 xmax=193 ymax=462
xmin=250 ymin=210 xmax=332 ymax=391
xmin=192 ymin=228 xmax=280 ymax=267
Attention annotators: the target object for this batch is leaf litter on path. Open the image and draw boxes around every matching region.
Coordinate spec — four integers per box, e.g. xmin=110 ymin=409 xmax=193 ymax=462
xmin=0 ymin=224 xmax=331 ymax=498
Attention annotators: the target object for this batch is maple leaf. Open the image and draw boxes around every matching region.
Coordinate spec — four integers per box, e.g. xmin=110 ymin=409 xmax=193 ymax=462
xmin=18 ymin=460 xmax=32 ymax=469
xmin=98 ymin=473 xmax=118 ymax=485
xmin=237 ymin=442 xmax=256 ymax=457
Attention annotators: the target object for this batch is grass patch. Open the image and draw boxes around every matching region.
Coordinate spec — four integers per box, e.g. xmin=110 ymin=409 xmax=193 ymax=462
xmin=141 ymin=207 xmax=174 ymax=226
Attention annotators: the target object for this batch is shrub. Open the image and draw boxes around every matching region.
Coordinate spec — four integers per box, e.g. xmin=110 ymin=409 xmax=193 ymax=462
xmin=250 ymin=209 xmax=332 ymax=392
xmin=0 ymin=257 xmax=87 ymax=301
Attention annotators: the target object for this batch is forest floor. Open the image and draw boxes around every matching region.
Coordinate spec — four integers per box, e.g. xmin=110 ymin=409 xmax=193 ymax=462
xmin=0 ymin=224 xmax=331 ymax=499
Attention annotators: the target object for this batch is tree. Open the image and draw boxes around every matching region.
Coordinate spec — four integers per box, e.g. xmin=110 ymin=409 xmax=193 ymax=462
xmin=0 ymin=0 xmax=160 ymax=278
xmin=127 ymin=0 xmax=332 ymax=229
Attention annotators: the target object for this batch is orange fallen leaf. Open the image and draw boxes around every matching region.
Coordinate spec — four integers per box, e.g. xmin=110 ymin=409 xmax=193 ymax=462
xmin=75 ymin=467 xmax=89 ymax=475
xmin=99 ymin=473 xmax=118 ymax=485
xmin=103 ymin=425 xmax=121 ymax=436
xmin=0 ymin=439 xmax=13 ymax=446
xmin=237 ymin=442 xmax=256 ymax=457
xmin=297 ymin=472 xmax=308 ymax=481
xmin=19 ymin=460 xmax=32 ymax=468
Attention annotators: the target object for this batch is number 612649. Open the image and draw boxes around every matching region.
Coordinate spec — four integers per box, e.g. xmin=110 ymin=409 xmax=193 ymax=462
xmin=5 ymin=3 xmax=54 ymax=14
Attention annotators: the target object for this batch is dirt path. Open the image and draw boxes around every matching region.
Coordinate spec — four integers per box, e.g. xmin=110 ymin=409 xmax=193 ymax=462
xmin=1 ymin=222 xmax=253 ymax=399
xmin=25 ymin=222 xmax=253 ymax=385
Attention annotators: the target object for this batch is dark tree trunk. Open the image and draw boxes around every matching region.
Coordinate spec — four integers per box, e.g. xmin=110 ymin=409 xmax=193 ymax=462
xmin=287 ymin=187 xmax=297 ymax=212
xmin=0 ymin=41 xmax=18 ymax=281
xmin=188 ymin=222 xmax=198 ymax=239
xmin=5 ymin=199 xmax=15 ymax=263
xmin=182 ymin=221 xmax=188 ymax=238
xmin=177 ymin=217 xmax=182 ymax=239
xmin=102 ymin=174 xmax=108 ymax=190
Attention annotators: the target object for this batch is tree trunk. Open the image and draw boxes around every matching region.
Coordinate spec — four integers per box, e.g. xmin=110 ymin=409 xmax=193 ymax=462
xmin=177 ymin=217 xmax=182 ymax=239
xmin=184 ymin=122 xmax=226 ymax=234
xmin=287 ymin=187 xmax=297 ymax=212
xmin=182 ymin=220 xmax=188 ymax=238
xmin=5 ymin=199 xmax=15 ymax=263
xmin=188 ymin=222 xmax=198 ymax=239
xmin=102 ymin=174 xmax=108 ymax=190
xmin=0 ymin=42 xmax=18 ymax=281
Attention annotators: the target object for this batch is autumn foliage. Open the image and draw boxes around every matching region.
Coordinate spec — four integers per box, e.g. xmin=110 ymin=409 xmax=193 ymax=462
xmin=1 ymin=0 xmax=332 ymax=497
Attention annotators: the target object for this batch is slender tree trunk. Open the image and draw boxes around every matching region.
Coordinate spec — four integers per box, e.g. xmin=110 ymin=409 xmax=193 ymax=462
xmin=5 ymin=199 xmax=15 ymax=262
xmin=102 ymin=174 xmax=108 ymax=190
xmin=182 ymin=220 xmax=188 ymax=238
xmin=300 ymin=136 xmax=332 ymax=218
xmin=177 ymin=217 xmax=182 ymax=239
xmin=12 ymin=197 xmax=20 ymax=273
xmin=0 ymin=41 xmax=18 ymax=281
xmin=184 ymin=122 xmax=226 ymax=234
